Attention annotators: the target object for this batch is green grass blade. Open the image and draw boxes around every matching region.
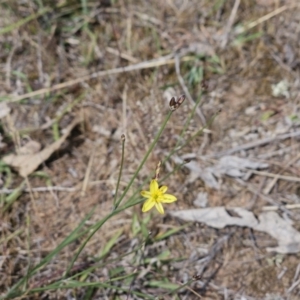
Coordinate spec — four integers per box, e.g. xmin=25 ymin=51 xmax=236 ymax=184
xmin=154 ymin=224 xmax=188 ymax=241
xmin=4 ymin=207 xmax=95 ymax=299
xmin=0 ymin=7 xmax=51 ymax=35
xmin=99 ymin=228 xmax=123 ymax=258
xmin=113 ymin=134 xmax=125 ymax=207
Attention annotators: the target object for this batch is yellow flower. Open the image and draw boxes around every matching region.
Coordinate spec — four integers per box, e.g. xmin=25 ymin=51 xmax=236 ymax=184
xmin=141 ymin=179 xmax=177 ymax=214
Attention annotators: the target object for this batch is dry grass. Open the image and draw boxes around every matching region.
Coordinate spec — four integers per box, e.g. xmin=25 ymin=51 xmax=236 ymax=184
xmin=1 ymin=0 xmax=300 ymax=299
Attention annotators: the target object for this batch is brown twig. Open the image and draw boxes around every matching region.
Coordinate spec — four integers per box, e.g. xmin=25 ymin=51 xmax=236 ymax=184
xmin=212 ymin=130 xmax=300 ymax=157
xmin=263 ymin=152 xmax=300 ymax=194
xmin=174 ymin=54 xmax=206 ymax=126
xmin=81 ymin=147 xmax=96 ymax=197
xmin=7 ymin=55 xmax=194 ymax=103
xmin=236 ymin=5 xmax=290 ymax=34
xmin=220 ymin=0 xmax=240 ymax=48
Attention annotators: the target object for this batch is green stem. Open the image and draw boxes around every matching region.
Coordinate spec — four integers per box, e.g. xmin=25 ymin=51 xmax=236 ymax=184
xmin=65 ymin=197 xmax=145 ymax=277
xmin=115 ymin=110 xmax=173 ymax=208
xmin=113 ymin=134 xmax=125 ymax=208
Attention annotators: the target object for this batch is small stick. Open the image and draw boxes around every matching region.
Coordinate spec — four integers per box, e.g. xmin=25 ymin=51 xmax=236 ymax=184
xmin=0 ymin=180 xmax=118 ymax=195
xmin=248 ymin=169 xmax=300 ymax=183
xmin=81 ymin=148 xmax=96 ymax=197
xmin=237 ymin=5 xmax=289 ymax=34
xmin=287 ymin=263 xmax=300 ymax=293
xmin=236 ymin=178 xmax=281 ymax=208
xmin=221 ymin=0 xmax=240 ymax=48
xmin=263 ymin=152 xmax=300 ymax=194
xmin=213 ymin=130 xmax=300 ymax=157
xmin=262 ymin=204 xmax=300 ymax=211
xmin=0 ymin=186 xmax=77 ymax=195
xmin=7 ymin=55 xmax=194 ymax=103
xmin=175 ymin=54 xmax=206 ymax=126
xmin=106 ymin=47 xmax=138 ymax=63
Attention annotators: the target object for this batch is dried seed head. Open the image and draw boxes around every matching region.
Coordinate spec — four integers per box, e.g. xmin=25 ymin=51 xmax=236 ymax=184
xmin=169 ymin=94 xmax=186 ymax=111
xmin=177 ymin=94 xmax=185 ymax=105
xmin=169 ymin=97 xmax=176 ymax=111
xmin=193 ymin=274 xmax=202 ymax=280
xmin=121 ymin=134 xmax=125 ymax=141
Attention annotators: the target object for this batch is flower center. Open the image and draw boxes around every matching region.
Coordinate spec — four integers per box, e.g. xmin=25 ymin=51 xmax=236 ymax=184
xmin=152 ymin=192 xmax=161 ymax=202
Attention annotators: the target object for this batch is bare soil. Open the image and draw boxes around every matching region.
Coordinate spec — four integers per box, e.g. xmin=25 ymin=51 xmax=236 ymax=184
xmin=1 ymin=1 xmax=300 ymax=299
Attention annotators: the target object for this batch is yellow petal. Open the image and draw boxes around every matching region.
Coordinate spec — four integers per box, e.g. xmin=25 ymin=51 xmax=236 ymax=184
xmin=160 ymin=194 xmax=177 ymax=203
xmin=150 ymin=179 xmax=159 ymax=194
xmin=159 ymin=185 xmax=168 ymax=193
xmin=142 ymin=198 xmax=155 ymax=212
xmin=141 ymin=191 xmax=151 ymax=198
xmin=155 ymin=202 xmax=164 ymax=214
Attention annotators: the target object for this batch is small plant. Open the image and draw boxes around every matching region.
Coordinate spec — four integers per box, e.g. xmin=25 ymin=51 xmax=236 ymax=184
xmin=2 ymin=94 xmax=212 ymax=299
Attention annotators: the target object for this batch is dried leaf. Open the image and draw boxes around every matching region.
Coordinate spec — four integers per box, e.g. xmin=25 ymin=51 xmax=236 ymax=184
xmin=193 ymin=192 xmax=208 ymax=208
xmin=255 ymin=211 xmax=300 ymax=253
xmin=172 ymin=155 xmax=268 ymax=189
xmin=18 ymin=140 xmax=41 ymax=155
xmin=170 ymin=207 xmax=258 ymax=229
xmin=0 ymin=103 xmax=11 ymax=119
xmin=172 ymin=156 xmax=219 ymax=189
xmin=211 ymin=156 xmax=269 ymax=178
xmin=170 ymin=207 xmax=300 ymax=254
xmin=3 ymin=118 xmax=80 ymax=177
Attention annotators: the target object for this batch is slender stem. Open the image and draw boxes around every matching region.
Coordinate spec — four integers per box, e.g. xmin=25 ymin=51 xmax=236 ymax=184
xmin=115 ymin=110 xmax=173 ymax=208
xmin=117 ymin=101 xmax=200 ymax=207
xmin=113 ymin=134 xmax=125 ymax=208
xmin=163 ymin=107 xmax=220 ymax=168
xmin=118 ymin=101 xmax=216 ymax=211
xmin=163 ymin=93 xmax=203 ymax=165
xmin=65 ymin=196 xmax=145 ymax=277
xmin=159 ymin=161 xmax=187 ymax=182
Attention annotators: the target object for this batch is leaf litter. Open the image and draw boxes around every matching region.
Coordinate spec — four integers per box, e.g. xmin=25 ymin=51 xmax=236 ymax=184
xmin=172 ymin=155 xmax=269 ymax=189
xmin=171 ymin=154 xmax=300 ymax=254
xmin=170 ymin=206 xmax=300 ymax=254
xmin=3 ymin=118 xmax=81 ymax=177
xmin=2 ymin=1 xmax=300 ymax=299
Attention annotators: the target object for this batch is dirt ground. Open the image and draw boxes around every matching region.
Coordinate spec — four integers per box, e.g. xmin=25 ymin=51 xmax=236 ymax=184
xmin=1 ymin=0 xmax=300 ymax=299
